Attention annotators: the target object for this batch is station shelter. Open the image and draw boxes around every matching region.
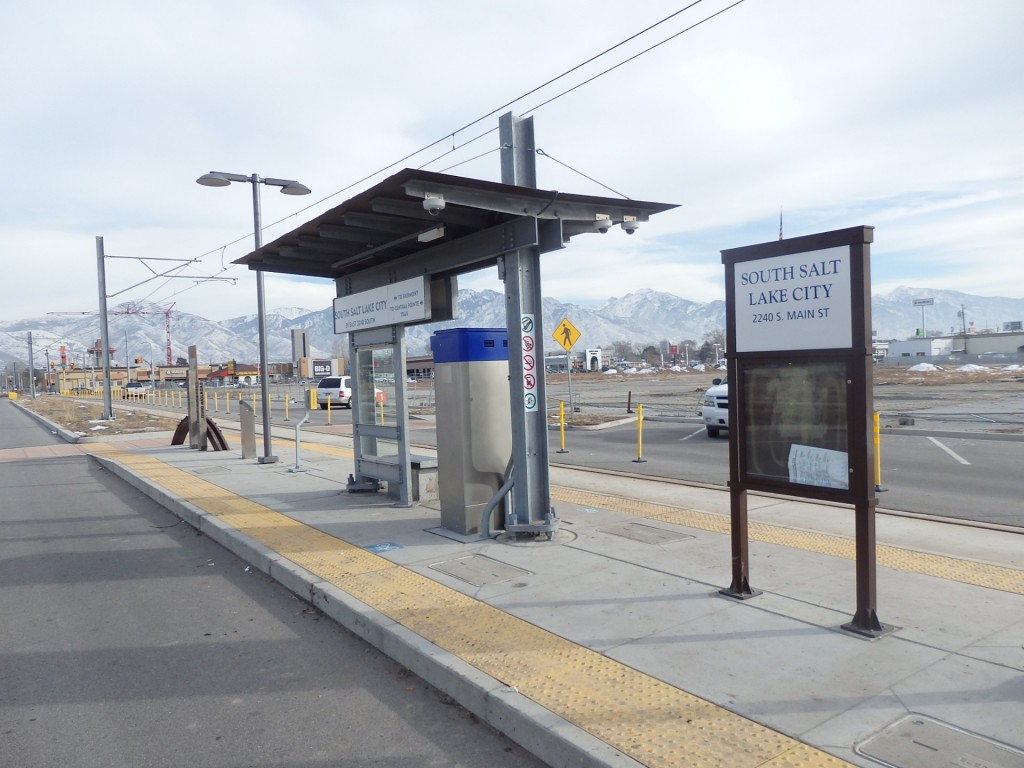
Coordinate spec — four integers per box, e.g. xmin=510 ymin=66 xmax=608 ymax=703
xmin=234 ymin=166 xmax=676 ymax=535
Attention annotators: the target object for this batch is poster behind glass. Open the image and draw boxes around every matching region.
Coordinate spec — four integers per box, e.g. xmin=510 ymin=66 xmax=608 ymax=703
xmin=742 ymin=360 xmax=849 ymax=490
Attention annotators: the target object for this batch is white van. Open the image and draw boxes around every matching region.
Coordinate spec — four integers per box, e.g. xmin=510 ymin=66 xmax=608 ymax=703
xmin=701 ymin=377 xmax=728 ymax=438
xmin=315 ymin=376 xmax=352 ymax=409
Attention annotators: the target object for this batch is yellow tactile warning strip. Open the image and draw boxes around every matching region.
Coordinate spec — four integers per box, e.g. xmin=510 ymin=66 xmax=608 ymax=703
xmin=90 ymin=446 xmax=852 ymax=768
xmin=264 ymin=438 xmax=1024 ymax=596
xmin=551 ymin=487 xmax=1024 ymax=596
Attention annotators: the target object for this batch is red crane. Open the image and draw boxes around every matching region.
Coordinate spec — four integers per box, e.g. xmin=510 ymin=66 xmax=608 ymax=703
xmin=48 ymin=302 xmax=177 ymax=365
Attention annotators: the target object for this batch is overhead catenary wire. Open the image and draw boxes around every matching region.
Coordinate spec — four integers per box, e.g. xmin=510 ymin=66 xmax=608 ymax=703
xmin=144 ymin=0 xmax=749 ymax=310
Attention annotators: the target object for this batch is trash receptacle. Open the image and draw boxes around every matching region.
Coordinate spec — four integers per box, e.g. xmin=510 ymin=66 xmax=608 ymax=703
xmin=431 ymin=328 xmax=512 ymax=535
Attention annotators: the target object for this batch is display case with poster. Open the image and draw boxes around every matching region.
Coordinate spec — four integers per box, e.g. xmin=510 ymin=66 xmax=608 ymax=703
xmin=741 ymin=359 xmax=850 ymax=490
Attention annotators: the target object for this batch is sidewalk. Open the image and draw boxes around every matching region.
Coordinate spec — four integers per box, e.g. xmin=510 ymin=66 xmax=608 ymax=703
xmin=53 ymin=419 xmax=1024 ymax=767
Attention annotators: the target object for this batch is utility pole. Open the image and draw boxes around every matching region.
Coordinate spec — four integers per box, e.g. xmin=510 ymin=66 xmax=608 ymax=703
xmin=27 ymin=332 xmax=36 ymax=398
xmin=97 ymin=236 xmax=114 ymax=419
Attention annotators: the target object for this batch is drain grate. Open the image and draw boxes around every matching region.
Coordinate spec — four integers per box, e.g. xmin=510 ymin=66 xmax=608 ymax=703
xmin=599 ymin=522 xmax=693 ymax=545
xmin=429 ymin=555 xmax=531 ymax=587
xmin=856 ymin=714 xmax=1024 ymax=768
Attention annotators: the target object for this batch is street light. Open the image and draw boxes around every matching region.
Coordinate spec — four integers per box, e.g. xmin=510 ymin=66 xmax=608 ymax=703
xmin=196 ymin=171 xmax=311 ymax=464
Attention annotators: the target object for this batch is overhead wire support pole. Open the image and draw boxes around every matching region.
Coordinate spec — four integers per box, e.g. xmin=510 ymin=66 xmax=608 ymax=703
xmin=96 ymin=236 xmax=114 ymax=419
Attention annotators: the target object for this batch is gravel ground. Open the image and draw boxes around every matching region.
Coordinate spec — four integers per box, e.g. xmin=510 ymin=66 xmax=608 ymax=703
xmin=13 ymin=363 xmax=1024 ymax=436
xmin=14 ymin=396 xmax=183 ymax=437
xmin=544 ymin=365 xmax=1024 ymax=432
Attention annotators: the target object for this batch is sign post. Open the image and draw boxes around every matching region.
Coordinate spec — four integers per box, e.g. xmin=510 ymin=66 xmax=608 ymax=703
xmin=720 ymin=225 xmax=892 ymax=637
xmin=912 ymin=297 xmax=933 ymax=337
xmin=553 ymin=317 xmax=581 ymax=424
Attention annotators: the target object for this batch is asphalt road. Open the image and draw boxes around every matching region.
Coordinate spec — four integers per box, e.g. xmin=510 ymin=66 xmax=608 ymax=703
xmin=401 ymin=414 xmax=1024 ymax=529
xmin=0 ymin=403 xmax=547 ymax=768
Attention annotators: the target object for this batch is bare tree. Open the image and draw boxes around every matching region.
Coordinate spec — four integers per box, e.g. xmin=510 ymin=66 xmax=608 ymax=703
xmin=611 ymin=339 xmax=635 ymax=360
xmin=640 ymin=345 xmax=661 ymax=367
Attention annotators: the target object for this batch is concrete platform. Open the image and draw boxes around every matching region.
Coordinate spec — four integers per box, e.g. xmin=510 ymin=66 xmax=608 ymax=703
xmin=13 ymin=418 xmax=1024 ymax=768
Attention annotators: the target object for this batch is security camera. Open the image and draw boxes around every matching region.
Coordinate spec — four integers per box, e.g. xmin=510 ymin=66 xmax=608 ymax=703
xmin=594 ymin=214 xmax=612 ymax=234
xmin=621 ymin=215 xmax=639 ymax=235
xmin=423 ymin=193 xmax=445 ymax=216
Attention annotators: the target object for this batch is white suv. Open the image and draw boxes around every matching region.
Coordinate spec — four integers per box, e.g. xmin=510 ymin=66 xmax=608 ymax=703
xmin=122 ymin=381 xmax=152 ymax=398
xmin=701 ymin=377 xmax=728 ymax=438
xmin=316 ymin=376 xmax=352 ymax=409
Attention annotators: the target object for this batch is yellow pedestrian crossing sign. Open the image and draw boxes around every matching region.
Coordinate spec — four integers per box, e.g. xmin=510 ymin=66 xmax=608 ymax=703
xmin=553 ymin=317 xmax=581 ymax=352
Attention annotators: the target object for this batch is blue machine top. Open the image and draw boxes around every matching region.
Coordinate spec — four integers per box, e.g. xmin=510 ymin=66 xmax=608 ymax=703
xmin=431 ymin=328 xmax=509 ymax=363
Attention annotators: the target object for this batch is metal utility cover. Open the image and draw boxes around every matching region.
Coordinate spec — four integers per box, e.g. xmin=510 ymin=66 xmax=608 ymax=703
xmin=856 ymin=714 xmax=1024 ymax=768
xmin=600 ymin=522 xmax=693 ymax=545
xmin=429 ymin=555 xmax=531 ymax=587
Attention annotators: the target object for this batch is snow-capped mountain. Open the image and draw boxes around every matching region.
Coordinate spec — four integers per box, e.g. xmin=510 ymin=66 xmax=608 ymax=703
xmin=2 ymin=288 xmax=1022 ymax=369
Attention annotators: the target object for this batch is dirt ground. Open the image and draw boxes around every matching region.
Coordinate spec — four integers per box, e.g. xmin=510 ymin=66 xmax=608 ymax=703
xmin=13 ymin=363 xmax=1024 ymax=434
xmin=545 ymin=364 xmax=1024 ymax=429
xmin=15 ymin=396 xmax=183 ymax=437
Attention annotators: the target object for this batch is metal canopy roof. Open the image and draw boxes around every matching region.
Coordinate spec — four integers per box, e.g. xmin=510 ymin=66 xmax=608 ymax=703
xmin=233 ymin=168 xmax=678 ymax=289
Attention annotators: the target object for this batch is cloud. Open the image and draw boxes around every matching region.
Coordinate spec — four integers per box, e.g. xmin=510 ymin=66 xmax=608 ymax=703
xmin=2 ymin=0 xmax=1022 ymax=326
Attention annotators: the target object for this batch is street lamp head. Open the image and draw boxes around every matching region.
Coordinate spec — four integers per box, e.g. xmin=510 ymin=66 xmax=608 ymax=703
xmin=279 ymin=181 xmax=311 ymax=196
xmin=196 ymin=172 xmax=232 ymax=187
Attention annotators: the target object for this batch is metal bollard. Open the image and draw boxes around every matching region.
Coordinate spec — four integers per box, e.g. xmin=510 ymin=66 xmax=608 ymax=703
xmin=556 ymin=401 xmax=568 ymax=454
xmin=632 ymin=403 xmax=646 ymax=463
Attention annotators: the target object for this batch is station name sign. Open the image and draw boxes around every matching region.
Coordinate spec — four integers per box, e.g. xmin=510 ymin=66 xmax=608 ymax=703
xmin=333 ymin=276 xmax=430 ymax=333
xmin=734 ymin=245 xmax=852 ymax=352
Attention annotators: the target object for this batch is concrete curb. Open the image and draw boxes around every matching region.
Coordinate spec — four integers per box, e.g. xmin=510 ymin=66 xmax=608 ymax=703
xmin=10 ymin=398 xmax=82 ymax=443
xmin=92 ymin=452 xmax=644 ymax=768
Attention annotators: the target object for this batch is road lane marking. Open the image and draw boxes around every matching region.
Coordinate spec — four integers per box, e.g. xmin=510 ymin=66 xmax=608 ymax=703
xmin=927 ymin=436 xmax=971 ymax=465
xmin=678 ymin=428 xmax=707 ymax=442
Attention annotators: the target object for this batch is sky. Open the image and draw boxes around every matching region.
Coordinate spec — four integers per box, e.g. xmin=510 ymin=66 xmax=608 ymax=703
xmin=2 ymin=0 xmax=1022 ymax=331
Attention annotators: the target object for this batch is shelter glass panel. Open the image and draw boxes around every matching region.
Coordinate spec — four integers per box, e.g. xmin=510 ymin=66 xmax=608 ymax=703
xmin=355 ymin=347 xmax=398 ymax=459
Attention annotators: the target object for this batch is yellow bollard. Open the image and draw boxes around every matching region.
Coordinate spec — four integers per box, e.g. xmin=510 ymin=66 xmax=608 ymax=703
xmin=632 ymin=403 xmax=646 ymax=463
xmin=556 ymin=401 xmax=568 ymax=454
xmin=251 ymin=392 xmax=256 ymax=410
xmin=225 ymin=390 xmax=230 ymax=414
xmin=309 ymin=388 xmax=316 ymax=410
xmin=326 ymin=395 xmax=332 ymax=425
xmin=283 ymin=392 xmax=289 ymax=421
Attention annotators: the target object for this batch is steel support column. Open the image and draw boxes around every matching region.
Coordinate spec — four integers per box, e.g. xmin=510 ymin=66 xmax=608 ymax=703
xmin=499 ymin=113 xmax=556 ymax=537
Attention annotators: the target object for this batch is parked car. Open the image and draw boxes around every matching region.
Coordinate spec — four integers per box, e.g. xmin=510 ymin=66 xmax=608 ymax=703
xmin=316 ymin=376 xmax=352 ymax=409
xmin=122 ymin=381 xmax=153 ymax=398
xmin=701 ymin=377 xmax=728 ymax=438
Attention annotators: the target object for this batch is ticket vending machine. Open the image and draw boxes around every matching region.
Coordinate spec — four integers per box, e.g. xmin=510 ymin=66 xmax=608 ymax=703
xmin=430 ymin=328 xmax=513 ymax=535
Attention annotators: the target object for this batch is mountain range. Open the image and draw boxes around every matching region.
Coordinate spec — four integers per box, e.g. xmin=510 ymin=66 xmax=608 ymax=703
xmin=2 ymin=287 xmax=1023 ymax=370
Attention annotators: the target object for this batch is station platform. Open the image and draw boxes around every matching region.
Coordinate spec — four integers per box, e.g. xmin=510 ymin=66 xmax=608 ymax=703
xmin=11 ymin=413 xmax=1024 ymax=768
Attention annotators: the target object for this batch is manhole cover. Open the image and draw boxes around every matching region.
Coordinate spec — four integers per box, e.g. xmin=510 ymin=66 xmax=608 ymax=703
xmin=429 ymin=555 xmax=531 ymax=587
xmin=191 ymin=466 xmax=231 ymax=475
xmin=600 ymin=522 xmax=693 ymax=544
xmin=856 ymin=714 xmax=1024 ymax=768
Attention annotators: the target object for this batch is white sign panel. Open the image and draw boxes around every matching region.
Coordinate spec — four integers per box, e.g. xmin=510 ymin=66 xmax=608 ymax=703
xmin=734 ymin=245 xmax=852 ymax=352
xmin=788 ymin=444 xmax=849 ymax=490
xmin=333 ymin=277 xmax=430 ymax=333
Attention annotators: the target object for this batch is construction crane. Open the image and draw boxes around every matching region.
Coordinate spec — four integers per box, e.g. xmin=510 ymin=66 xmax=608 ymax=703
xmin=47 ymin=302 xmax=177 ymax=365
xmin=131 ymin=302 xmax=176 ymax=365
